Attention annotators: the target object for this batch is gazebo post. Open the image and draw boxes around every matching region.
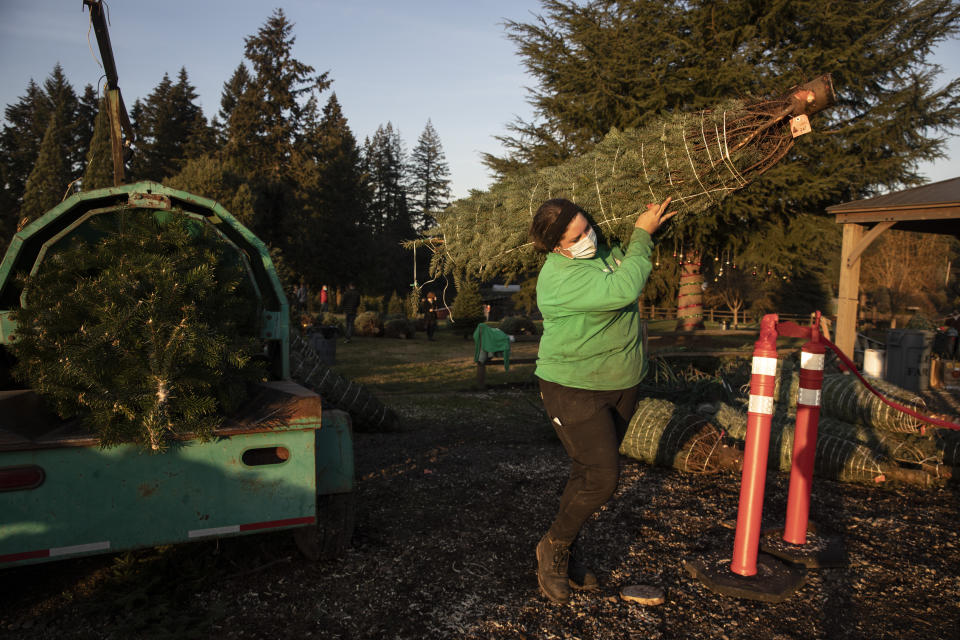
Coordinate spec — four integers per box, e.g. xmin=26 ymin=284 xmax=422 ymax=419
xmin=828 ymin=176 xmax=960 ymax=362
xmin=835 ymin=223 xmax=864 ymax=360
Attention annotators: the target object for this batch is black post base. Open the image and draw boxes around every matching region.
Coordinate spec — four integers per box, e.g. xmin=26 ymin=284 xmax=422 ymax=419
xmin=759 ymin=523 xmax=847 ymax=569
xmin=683 ymin=551 xmax=807 ymax=603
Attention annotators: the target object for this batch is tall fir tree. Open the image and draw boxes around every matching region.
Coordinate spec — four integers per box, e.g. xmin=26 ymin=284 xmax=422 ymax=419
xmin=41 ymin=65 xmax=82 ymax=177
xmin=484 ymin=0 xmax=960 ymax=316
xmin=82 ymin=98 xmax=114 ymax=190
xmin=0 ymin=80 xmax=47 ymax=246
xmin=216 ymin=63 xmax=252 ymax=147
xmin=220 ymin=9 xmax=332 ymax=256
xmin=304 ymin=93 xmax=370 ymax=288
xmin=20 ymin=108 xmax=73 ymax=223
xmin=75 ymin=84 xmax=99 ymax=179
xmin=364 ymin=122 xmax=410 ymax=234
xmin=409 ymin=119 xmax=451 ymax=232
xmin=364 ymin=123 xmax=415 ymax=293
xmin=0 ymin=66 xmax=84 ymax=243
xmin=131 ymin=69 xmax=209 ymax=181
xmin=0 ymin=80 xmax=50 ymax=220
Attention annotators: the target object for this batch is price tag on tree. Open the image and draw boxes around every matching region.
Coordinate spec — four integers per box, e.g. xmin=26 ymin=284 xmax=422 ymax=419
xmin=791 ymin=114 xmax=812 ymax=138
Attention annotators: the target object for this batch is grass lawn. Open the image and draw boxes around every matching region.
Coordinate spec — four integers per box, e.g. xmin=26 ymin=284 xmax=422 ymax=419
xmin=324 ymin=317 xmax=807 ymax=398
xmin=327 ymin=324 xmax=540 ymax=394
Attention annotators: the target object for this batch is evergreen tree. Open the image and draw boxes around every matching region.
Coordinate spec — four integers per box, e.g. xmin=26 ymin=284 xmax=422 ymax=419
xmin=364 ymin=123 xmax=414 ymax=293
xmin=218 ymin=65 xmax=251 ymax=128
xmin=409 ymin=119 xmax=451 ymax=232
xmin=131 ymin=69 xmax=208 ymax=180
xmin=487 ymin=0 xmax=685 ymax=174
xmin=11 ymin=214 xmax=264 ymax=451
xmin=0 ymin=80 xmax=50 ymax=223
xmin=485 ymin=0 xmax=959 ymax=315
xmin=182 ymin=109 xmax=217 ymax=161
xmin=493 ymin=0 xmax=959 ymax=194
xmin=224 ymin=8 xmax=330 ymax=179
xmin=220 ymin=9 xmax=332 ymax=259
xmin=364 ymin=122 xmax=410 ymax=234
xmin=75 ymin=84 xmax=99 ymax=178
xmin=303 ymin=93 xmax=369 ymax=287
xmin=217 ymin=64 xmax=252 ymax=150
xmin=450 ymin=271 xmax=484 ymax=337
xmin=213 ymin=63 xmax=251 ymax=147
xmin=0 ymin=66 xmax=83 ymax=241
xmin=41 ymin=64 xmax=81 ymax=175
xmin=82 ymin=98 xmax=114 ymax=190
xmin=165 ymin=154 xmax=256 ymax=228
xmin=20 ymin=110 xmax=72 ymax=223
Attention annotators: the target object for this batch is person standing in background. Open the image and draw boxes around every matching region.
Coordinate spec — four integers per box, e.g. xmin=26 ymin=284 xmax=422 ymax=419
xmin=294 ymin=280 xmax=308 ymax=322
xmin=423 ymin=291 xmax=439 ymax=341
xmin=320 ymin=285 xmax=329 ymax=313
xmin=341 ymin=283 xmax=361 ymax=343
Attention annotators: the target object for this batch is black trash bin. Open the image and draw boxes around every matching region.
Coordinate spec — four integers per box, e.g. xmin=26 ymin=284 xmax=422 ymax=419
xmin=933 ymin=328 xmax=958 ymax=358
xmin=308 ymin=325 xmax=339 ymax=365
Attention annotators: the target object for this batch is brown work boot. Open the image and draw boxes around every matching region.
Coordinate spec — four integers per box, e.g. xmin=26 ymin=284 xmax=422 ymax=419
xmin=568 ymin=553 xmax=598 ymax=591
xmin=536 ymin=534 xmax=571 ymax=603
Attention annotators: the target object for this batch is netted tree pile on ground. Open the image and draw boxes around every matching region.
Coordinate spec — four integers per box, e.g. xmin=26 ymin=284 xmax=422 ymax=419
xmin=417 ymin=77 xmax=833 ymax=279
xmin=710 ymin=403 xmax=937 ymax=486
xmin=289 ymin=332 xmax=399 ymax=432
xmin=620 ymin=398 xmax=738 ymax=473
xmin=621 ymin=356 xmax=951 ymax=488
xmin=10 ymin=214 xmax=265 ymax=451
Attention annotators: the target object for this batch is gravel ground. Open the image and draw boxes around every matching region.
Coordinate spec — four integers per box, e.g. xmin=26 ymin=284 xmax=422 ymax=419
xmin=2 ymin=386 xmax=958 ymax=639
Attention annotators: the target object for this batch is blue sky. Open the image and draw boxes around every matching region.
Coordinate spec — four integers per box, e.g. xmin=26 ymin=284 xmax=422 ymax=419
xmin=0 ymin=0 xmax=957 ymax=200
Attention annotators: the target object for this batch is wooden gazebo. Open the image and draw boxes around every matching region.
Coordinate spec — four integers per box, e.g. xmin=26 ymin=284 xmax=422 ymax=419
xmin=827 ymin=176 xmax=960 ymax=359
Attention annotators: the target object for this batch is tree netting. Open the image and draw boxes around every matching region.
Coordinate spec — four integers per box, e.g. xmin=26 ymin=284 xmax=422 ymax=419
xmin=820 ymin=373 xmax=927 ymax=433
xmin=416 ymin=76 xmax=834 ymax=279
xmin=620 ymin=398 xmax=727 ymax=473
xmin=625 ymin=352 xmax=947 ymax=486
xmin=759 ymin=361 xmax=927 ymax=434
xmin=903 ymin=429 xmax=960 ymax=468
xmin=815 ymin=417 xmax=930 ymax=466
xmin=289 ymin=332 xmax=399 ymax=432
xmin=710 ymin=402 xmax=932 ymax=485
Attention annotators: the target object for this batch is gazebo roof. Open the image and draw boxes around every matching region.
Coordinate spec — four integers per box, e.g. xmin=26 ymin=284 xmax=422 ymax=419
xmin=826 ymin=176 xmax=960 ymax=235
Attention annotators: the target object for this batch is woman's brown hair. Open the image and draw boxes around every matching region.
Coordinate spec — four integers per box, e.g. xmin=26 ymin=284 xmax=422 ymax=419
xmin=528 ymin=199 xmax=581 ymax=253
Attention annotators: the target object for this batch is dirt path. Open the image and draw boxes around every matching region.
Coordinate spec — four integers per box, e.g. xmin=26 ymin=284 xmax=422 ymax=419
xmin=2 ymin=387 xmax=958 ymax=639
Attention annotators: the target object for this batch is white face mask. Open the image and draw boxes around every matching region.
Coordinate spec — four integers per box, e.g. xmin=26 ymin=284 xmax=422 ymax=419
xmin=566 ymin=227 xmax=597 ymax=259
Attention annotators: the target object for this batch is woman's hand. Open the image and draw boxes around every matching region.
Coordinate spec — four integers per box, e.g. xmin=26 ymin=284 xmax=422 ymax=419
xmin=635 ymin=197 xmax=677 ymax=234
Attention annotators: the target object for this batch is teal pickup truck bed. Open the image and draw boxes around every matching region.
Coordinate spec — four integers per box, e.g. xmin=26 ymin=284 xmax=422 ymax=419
xmin=0 ymin=381 xmax=354 ymax=568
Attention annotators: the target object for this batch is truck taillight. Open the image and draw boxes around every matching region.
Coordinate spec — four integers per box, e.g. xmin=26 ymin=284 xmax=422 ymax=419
xmin=0 ymin=465 xmax=46 ymax=491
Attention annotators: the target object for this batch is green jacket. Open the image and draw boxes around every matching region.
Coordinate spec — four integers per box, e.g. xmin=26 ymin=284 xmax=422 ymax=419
xmin=473 ymin=323 xmax=512 ymax=370
xmin=535 ymin=229 xmax=653 ymax=390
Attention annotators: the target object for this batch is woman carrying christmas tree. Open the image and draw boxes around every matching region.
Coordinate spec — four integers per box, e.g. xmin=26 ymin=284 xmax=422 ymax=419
xmin=529 ymin=196 xmax=675 ymax=604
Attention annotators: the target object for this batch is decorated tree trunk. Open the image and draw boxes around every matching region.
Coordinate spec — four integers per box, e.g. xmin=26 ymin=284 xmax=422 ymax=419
xmin=676 ymin=253 xmax=705 ymax=331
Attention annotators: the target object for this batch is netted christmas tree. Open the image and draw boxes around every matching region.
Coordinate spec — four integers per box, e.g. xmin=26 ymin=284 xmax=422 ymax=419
xmin=289 ymin=332 xmax=399 ymax=432
xmin=620 ymin=398 xmax=732 ymax=474
xmin=10 ymin=213 xmax=265 ymax=451
xmin=413 ymin=76 xmax=834 ymax=280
